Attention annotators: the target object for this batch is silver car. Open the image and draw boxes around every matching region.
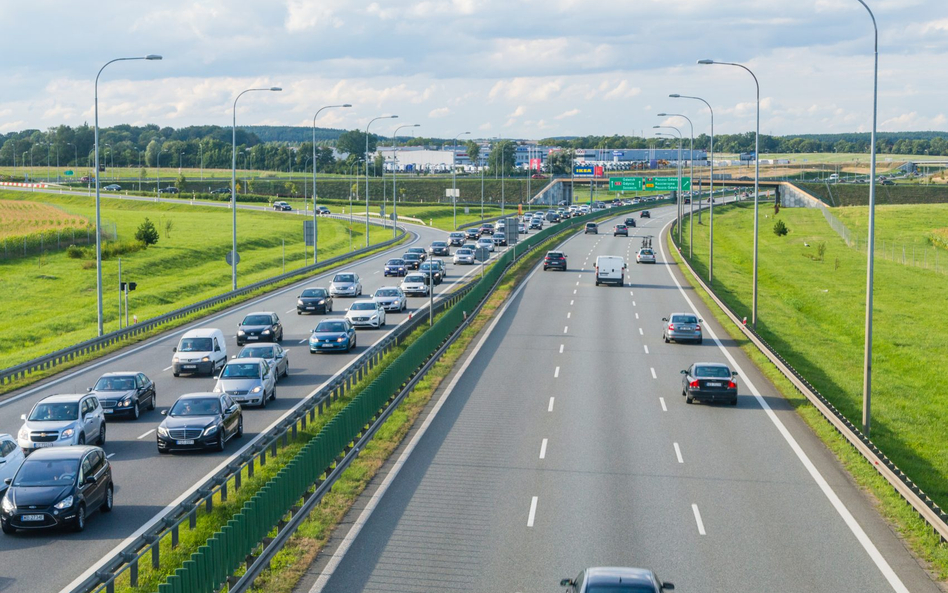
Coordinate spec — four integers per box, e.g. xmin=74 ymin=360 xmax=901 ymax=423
xmin=636 ymin=248 xmax=656 ymax=264
xmin=400 ymin=273 xmax=430 ymax=296
xmin=329 ymin=272 xmax=362 ymax=297
xmin=236 ymin=343 xmax=289 ymax=381
xmin=663 ymin=313 xmax=703 ymax=344
xmin=374 ymin=287 xmax=407 ymax=312
xmin=17 ymin=394 xmax=107 ymax=452
xmin=453 ymin=248 xmax=474 ymax=265
xmin=213 ymin=358 xmax=276 ymax=408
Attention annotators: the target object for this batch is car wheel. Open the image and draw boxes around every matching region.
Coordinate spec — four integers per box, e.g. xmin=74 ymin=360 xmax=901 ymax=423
xmin=149 ymin=393 xmax=157 ymax=411
xmin=686 ymin=393 xmax=694 ymax=404
xmin=132 ymin=402 xmax=140 ymax=420
xmin=173 ymin=372 xmax=180 ymax=377
xmin=101 ymin=484 xmax=114 ymax=513
xmin=731 ymin=397 xmax=738 ymax=406
xmin=73 ymin=504 xmax=87 ymax=532
xmin=78 ymin=433 xmax=86 ymax=446
xmin=698 ymin=338 xmax=703 ymax=345
xmin=297 ymin=310 xmax=301 ymax=315
xmin=158 ymin=446 xmax=169 ymax=454
xmin=216 ymin=432 xmax=226 ymax=452
xmin=260 ymin=392 xmax=267 ymax=409
xmin=99 ymin=423 xmax=106 ymax=445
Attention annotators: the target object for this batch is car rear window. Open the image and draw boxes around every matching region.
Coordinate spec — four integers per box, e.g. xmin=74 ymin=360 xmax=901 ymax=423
xmin=672 ymin=315 xmax=698 ymax=324
xmin=694 ymin=366 xmax=731 ymax=378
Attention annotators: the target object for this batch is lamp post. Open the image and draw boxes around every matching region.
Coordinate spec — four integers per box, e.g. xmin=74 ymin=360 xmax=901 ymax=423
xmin=232 ymin=86 xmax=282 ymax=290
xmin=93 ymin=55 xmax=162 ymax=336
xmin=855 ymin=0 xmax=880 ymax=436
xmin=654 ymin=126 xmax=683 ymax=244
xmin=393 ymin=124 xmax=420 ymax=238
xmin=312 ymin=104 xmax=351 ymax=264
xmin=659 ymin=113 xmax=694 ymax=258
xmin=698 ymin=58 xmax=760 ymax=328
xmin=157 ymin=147 xmax=167 ymax=196
xmin=451 ymin=131 xmax=471 ymax=230
xmin=671 ymin=94 xmax=715 ymax=284
xmin=365 ymin=115 xmax=398 ymax=247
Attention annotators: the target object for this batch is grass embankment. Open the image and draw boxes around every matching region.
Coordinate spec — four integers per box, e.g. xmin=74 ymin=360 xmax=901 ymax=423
xmin=833 ymin=203 xmax=948 ymax=259
xmin=675 ymin=203 xmax=948 ymax=577
xmin=0 ymin=190 xmax=389 ymax=369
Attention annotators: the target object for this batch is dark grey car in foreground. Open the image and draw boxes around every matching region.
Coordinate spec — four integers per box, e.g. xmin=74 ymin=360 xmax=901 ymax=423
xmin=561 ymin=566 xmax=674 ymax=592
xmin=681 ymin=362 xmax=738 ymax=405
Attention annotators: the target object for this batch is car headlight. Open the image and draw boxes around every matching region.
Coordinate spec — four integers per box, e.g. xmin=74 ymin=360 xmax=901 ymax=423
xmin=262 ymin=329 xmax=271 ymax=334
xmin=298 ymin=299 xmax=304 ymax=305
xmin=2 ymin=496 xmax=14 ymax=513
xmin=336 ymin=336 xmax=345 ymax=342
xmin=309 ymin=335 xmax=318 ymax=343
xmin=237 ymin=330 xmax=245 ymax=335
xmin=317 ymin=299 xmax=325 ymax=305
xmin=157 ymin=426 xmax=169 ymax=437
xmin=54 ymin=495 xmax=74 ymax=510
xmin=18 ymin=426 xmax=28 ymax=440
xmin=172 ymin=356 xmax=179 ymax=363
xmin=251 ymin=386 xmax=262 ymax=393
xmin=213 ymin=386 xmax=222 ymax=393
xmin=60 ymin=428 xmax=75 ymax=440
xmin=118 ymin=397 xmax=131 ymax=407
xmin=203 ymin=425 xmax=219 ymax=436
xmin=202 ymin=356 xmax=210 ymax=362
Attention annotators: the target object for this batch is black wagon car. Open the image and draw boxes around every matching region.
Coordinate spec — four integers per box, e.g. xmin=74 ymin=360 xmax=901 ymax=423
xmin=624 ymin=217 xmax=637 ymax=228
xmin=1 ymin=446 xmax=113 ymax=534
xmin=237 ymin=312 xmax=283 ymax=345
xmin=681 ymin=362 xmax=738 ymax=405
xmin=157 ymin=393 xmax=243 ymax=453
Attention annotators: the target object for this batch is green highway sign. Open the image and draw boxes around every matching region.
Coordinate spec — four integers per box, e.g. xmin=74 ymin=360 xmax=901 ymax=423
xmin=609 ymin=176 xmax=691 ymax=192
xmin=64 ymin=170 xmax=74 ymax=176
xmin=609 ymin=177 xmax=644 ymax=191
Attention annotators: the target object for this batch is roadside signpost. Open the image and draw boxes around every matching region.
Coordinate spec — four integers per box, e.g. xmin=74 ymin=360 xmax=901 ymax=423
xmin=608 ymin=176 xmax=692 ymax=192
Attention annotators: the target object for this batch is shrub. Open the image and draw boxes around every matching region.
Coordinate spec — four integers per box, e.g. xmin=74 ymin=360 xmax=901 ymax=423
xmin=773 ymin=219 xmax=789 ymax=236
xmin=135 ymin=218 xmax=159 ymax=247
xmin=66 ymin=244 xmax=83 ymax=259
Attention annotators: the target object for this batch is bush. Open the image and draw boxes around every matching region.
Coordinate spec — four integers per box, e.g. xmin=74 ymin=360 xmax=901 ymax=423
xmin=66 ymin=244 xmax=83 ymax=259
xmin=773 ymin=219 xmax=789 ymax=236
xmin=135 ymin=218 xmax=159 ymax=247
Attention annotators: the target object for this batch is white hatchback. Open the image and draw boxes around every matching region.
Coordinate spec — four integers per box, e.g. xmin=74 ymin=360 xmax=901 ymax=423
xmin=345 ymin=299 xmax=387 ymax=328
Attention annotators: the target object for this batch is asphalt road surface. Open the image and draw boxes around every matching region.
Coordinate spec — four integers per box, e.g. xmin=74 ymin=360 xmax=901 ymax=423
xmin=302 ymin=202 xmax=941 ymax=593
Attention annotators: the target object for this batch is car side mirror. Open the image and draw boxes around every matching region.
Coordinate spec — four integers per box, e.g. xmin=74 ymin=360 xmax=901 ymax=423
xmin=662 ymin=583 xmax=675 ymax=590
xmin=87 ymin=387 xmax=93 ymax=392
xmin=231 ymin=355 xmax=237 ymax=359
xmin=84 ymin=475 xmax=97 ymax=486
xmin=172 ymin=347 xmax=177 ymax=353
xmin=662 ymin=317 xmax=668 ymax=321
xmin=3 ymin=477 xmax=11 ymax=485
xmin=215 ymin=346 xmax=221 ymax=352
xmin=680 ymin=370 xmax=687 ymax=375
xmin=160 ymin=410 xmax=168 ymax=416
xmin=699 ymin=319 xmax=704 ymax=323
xmin=560 ymin=578 xmax=573 ymax=587
xmin=20 ymin=414 xmax=26 ymax=420
xmin=732 ymin=371 xmax=738 ymax=377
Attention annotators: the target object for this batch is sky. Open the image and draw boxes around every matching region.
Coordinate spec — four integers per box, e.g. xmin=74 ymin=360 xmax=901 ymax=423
xmin=1 ymin=0 xmax=947 ymax=140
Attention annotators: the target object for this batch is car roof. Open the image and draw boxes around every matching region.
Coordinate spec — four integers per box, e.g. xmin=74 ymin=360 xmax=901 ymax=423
xmin=244 ymin=311 xmax=275 ymax=317
xmin=315 ymin=317 xmax=349 ymax=325
xmin=668 ymin=312 xmax=695 ymax=317
xmin=97 ymin=371 xmax=140 ymax=377
xmin=225 ymin=357 xmax=265 ymax=364
xmin=585 ymin=567 xmax=657 ymax=586
xmin=350 ymin=299 xmax=377 ymax=304
xmin=25 ymin=445 xmax=99 ymax=461
xmin=176 ymin=392 xmax=222 ymax=401
xmin=38 ymin=393 xmax=88 ymax=403
xmin=182 ymin=328 xmax=221 ymax=338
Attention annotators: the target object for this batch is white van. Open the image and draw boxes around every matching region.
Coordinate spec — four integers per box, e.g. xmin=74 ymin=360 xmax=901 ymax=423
xmin=172 ymin=328 xmax=227 ymax=377
xmin=595 ymin=255 xmax=627 ymax=287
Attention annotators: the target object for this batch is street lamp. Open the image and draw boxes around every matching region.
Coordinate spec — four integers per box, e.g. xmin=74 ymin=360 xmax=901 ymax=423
xmin=312 ymin=104 xmax=351 ymax=264
xmin=393 ymin=124 xmax=420 ymax=238
xmin=659 ymin=113 xmax=695 ymax=258
xmin=232 ymin=86 xmax=282 ymax=290
xmin=654 ymin=126 xmax=683 ymax=243
xmin=157 ymin=147 xmax=168 ymax=196
xmin=451 ymin=131 xmax=471 ymax=230
xmin=854 ymin=0 xmax=880 ymax=436
xmin=698 ymin=58 xmax=760 ymax=328
xmin=671 ymin=93 xmax=716 ymax=284
xmin=366 ymin=115 xmax=398 ymax=247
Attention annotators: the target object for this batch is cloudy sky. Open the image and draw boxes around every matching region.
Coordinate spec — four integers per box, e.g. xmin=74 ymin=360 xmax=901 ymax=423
xmin=2 ymin=0 xmax=946 ymax=139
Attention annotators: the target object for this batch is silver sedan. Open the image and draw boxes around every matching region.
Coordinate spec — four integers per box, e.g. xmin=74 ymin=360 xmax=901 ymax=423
xmin=663 ymin=313 xmax=703 ymax=344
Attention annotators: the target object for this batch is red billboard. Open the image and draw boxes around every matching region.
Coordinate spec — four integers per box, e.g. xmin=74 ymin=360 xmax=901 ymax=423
xmin=594 ymin=166 xmax=604 ymax=178
xmin=530 ymin=158 xmax=542 ymax=171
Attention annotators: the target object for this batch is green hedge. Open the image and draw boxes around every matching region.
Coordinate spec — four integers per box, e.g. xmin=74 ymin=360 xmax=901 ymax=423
xmin=794 ymin=182 xmax=948 ymax=206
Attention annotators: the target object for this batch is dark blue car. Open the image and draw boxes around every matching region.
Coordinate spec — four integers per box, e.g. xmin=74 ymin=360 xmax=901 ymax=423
xmin=384 ymin=258 xmax=408 ymax=277
xmin=309 ymin=319 xmax=357 ymax=353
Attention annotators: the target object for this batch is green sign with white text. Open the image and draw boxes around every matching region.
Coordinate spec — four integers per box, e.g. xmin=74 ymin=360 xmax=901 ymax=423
xmin=609 ymin=176 xmax=691 ymax=192
xmin=64 ymin=170 xmax=74 ymax=176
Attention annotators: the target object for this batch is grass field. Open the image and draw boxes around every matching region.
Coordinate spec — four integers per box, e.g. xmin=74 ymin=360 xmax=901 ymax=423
xmin=0 ymin=190 xmax=390 ymax=369
xmin=833 ymin=203 xmax=948 ymax=254
xmin=0 ymin=199 xmax=89 ymax=239
xmin=677 ymin=202 xmax=948 ymax=513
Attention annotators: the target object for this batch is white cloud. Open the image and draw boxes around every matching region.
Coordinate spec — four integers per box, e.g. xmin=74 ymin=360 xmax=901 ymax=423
xmin=554 ymin=108 xmax=580 ymax=120
xmin=428 ymin=107 xmax=450 ymax=118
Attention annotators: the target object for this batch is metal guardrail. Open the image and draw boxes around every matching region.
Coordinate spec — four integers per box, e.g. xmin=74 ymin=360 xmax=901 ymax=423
xmin=1 ymin=219 xmax=409 ymax=389
xmin=670 ymin=218 xmax=948 ymax=544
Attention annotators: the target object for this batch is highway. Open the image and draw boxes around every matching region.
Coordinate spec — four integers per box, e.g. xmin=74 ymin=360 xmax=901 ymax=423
xmin=0 ymin=219 xmax=501 ymax=593
xmin=302 ymin=202 xmax=941 ymax=593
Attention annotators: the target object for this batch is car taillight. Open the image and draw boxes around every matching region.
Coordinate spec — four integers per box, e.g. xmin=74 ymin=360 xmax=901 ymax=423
xmin=689 ymin=380 xmax=700 ymax=388
xmin=695 ymin=324 xmax=701 ymax=331
xmin=728 ymin=381 xmax=737 ymax=389
xmin=668 ymin=323 xmax=675 ymax=331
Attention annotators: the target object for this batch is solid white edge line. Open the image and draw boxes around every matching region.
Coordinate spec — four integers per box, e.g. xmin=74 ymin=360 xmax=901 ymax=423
xmin=527 ymin=496 xmax=539 ymax=527
xmin=674 ymin=442 xmax=684 ymax=464
xmin=307 ymin=258 xmax=544 ymax=593
xmin=651 ymin=367 xmax=657 ymax=379
xmin=692 ymin=503 xmax=706 ymax=535
xmin=539 ymin=438 xmax=548 ymax=459
xmin=659 ymin=397 xmax=667 ymax=412
xmin=137 ymin=429 xmax=156 ymax=440
xmin=548 ymin=397 xmax=555 ymax=412
xmin=657 ymin=217 xmax=910 ymax=593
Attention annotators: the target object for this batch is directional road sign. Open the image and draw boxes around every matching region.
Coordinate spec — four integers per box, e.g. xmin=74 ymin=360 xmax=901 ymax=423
xmin=609 ymin=176 xmax=691 ymax=192
xmin=64 ymin=170 xmax=74 ymax=176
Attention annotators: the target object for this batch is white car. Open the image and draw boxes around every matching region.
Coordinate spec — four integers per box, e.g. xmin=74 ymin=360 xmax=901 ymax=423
xmin=373 ymin=287 xmax=407 ymax=312
xmin=518 ymin=223 xmax=527 ymax=234
xmin=0 ymin=434 xmax=25 ymax=496
xmin=345 ymin=299 xmax=387 ymax=328
xmin=476 ymin=237 xmax=495 ymax=253
xmin=400 ymin=273 xmax=430 ymax=296
xmin=329 ymin=272 xmax=362 ymax=297
xmin=636 ymin=248 xmax=656 ymax=264
xmin=453 ymin=248 xmax=475 ymax=265
xmin=213 ymin=358 xmax=276 ymax=408
xmin=18 ymin=394 xmax=107 ymax=452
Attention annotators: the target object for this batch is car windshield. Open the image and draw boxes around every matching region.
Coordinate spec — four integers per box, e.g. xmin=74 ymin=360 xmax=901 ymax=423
xmin=333 ymin=274 xmax=355 ymax=283
xmin=386 ymin=259 xmax=404 ymax=265
xmin=482 ymin=224 xmax=493 ymax=229
xmin=221 ymin=363 xmax=260 ymax=378
xmin=457 ymin=249 xmax=472 ymax=255
xmin=300 ymin=288 xmax=327 ymax=298
xmin=315 ymin=321 xmax=346 ymax=333
xmin=28 ymin=402 xmax=79 ymax=422
xmin=351 ymin=302 xmax=376 ymax=311
xmin=178 ymin=337 xmax=213 ymax=352
xmin=405 ymin=275 xmax=425 ymax=283
xmin=432 ymin=242 xmax=446 ymax=246
xmin=169 ymin=398 xmax=221 ymax=417
xmin=93 ymin=376 xmax=136 ymax=391
xmin=242 ymin=315 xmax=271 ymax=326
xmin=239 ymin=346 xmax=274 ymax=359
xmin=13 ymin=459 xmax=80 ymax=487
xmin=376 ymin=289 xmax=400 ymax=297
xmin=408 ymin=248 xmax=424 ymax=253
xmin=450 ymin=233 xmax=464 ymax=237
xmin=403 ymin=253 xmax=420 ymax=260
xmin=695 ymin=366 xmax=731 ymax=378
xmin=672 ymin=315 xmax=698 ymax=324
xmin=420 ymin=263 xmax=435 ymax=269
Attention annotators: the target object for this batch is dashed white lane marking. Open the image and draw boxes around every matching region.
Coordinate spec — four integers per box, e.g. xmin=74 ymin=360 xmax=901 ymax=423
xmin=578 ymin=274 xmax=582 ymax=279
xmin=548 ymin=397 xmax=555 ymax=412
xmin=635 ymin=312 xmax=639 ymax=319
xmin=575 ymin=281 xmax=580 ymax=286
xmin=567 ymin=312 xmax=571 ymax=319
xmin=643 ymin=345 xmax=649 ymax=354
xmin=651 ymin=367 xmax=657 ymax=379
xmin=106 ymin=453 xmax=115 ymax=459
xmin=373 ymin=270 xmax=380 ymax=274
xmin=570 ymin=300 xmax=574 ymax=305
xmin=539 ymin=439 xmax=548 ymax=459
xmin=674 ymin=443 xmax=684 ymax=464
xmin=299 ymin=339 xmax=308 ymax=344
xmin=527 ymin=496 xmax=539 ymax=527
xmin=692 ymin=504 xmax=706 ymax=535
xmin=632 ymin=300 xmax=637 ymax=306
xmin=630 ymin=291 xmax=634 ymax=296
xmin=559 ymin=344 xmax=564 ymax=354
xmin=554 ymin=366 xmax=560 ymax=378
xmin=638 ymin=328 xmax=643 ymax=336
xmin=563 ymin=326 xmax=568 ymax=334
xmin=285 ymin=308 xmax=295 ymax=314
xmin=137 ymin=429 xmax=156 ymax=440
xmin=573 ymin=289 xmax=577 ymax=295
xmin=163 ymin=365 xmax=173 ymax=372
xmin=660 ymin=397 xmax=667 ymax=412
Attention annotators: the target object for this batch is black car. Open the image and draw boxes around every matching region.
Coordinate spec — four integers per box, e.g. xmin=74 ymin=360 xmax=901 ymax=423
xmin=465 ymin=228 xmax=480 ymax=240
xmin=237 ymin=312 xmax=283 ymax=345
xmin=402 ymin=252 xmax=423 ymax=270
xmin=561 ymin=567 xmax=674 ymax=593
xmin=406 ymin=247 xmax=427 ymax=262
xmin=624 ymin=217 xmax=637 ymax=228
xmin=273 ymin=201 xmax=292 ymax=211
xmin=157 ymin=393 xmax=243 ymax=453
xmin=681 ymin=362 xmax=738 ymax=405
xmin=640 ymin=210 xmax=651 ymax=218
xmin=546 ymin=212 xmax=561 ymax=223
xmin=89 ymin=372 xmax=156 ymax=419
xmin=210 ymin=188 xmax=232 ymax=195
xmin=543 ymin=251 xmax=567 ymax=271
xmin=1 ymin=446 xmax=113 ymax=534
xmin=157 ymin=187 xmax=179 ymax=194
xmin=297 ymin=287 xmax=333 ymax=314
xmin=384 ymin=258 xmax=408 ymax=277
xmin=614 ymin=224 xmax=628 ymax=237
xmin=428 ymin=241 xmax=450 ymax=256
xmin=418 ymin=262 xmax=444 ymax=285
xmin=448 ymin=232 xmax=465 ymax=246
xmin=584 ymin=223 xmax=598 ymax=234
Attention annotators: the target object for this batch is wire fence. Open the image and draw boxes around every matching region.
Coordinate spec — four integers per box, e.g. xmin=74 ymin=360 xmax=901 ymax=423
xmin=0 ymin=222 xmax=117 ymax=260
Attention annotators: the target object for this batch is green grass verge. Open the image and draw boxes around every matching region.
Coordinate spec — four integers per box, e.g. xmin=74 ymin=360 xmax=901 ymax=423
xmin=672 ymin=207 xmax=948 ymax=580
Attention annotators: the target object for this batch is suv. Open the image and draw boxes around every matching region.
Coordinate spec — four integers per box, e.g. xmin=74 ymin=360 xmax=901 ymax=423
xmin=584 ymin=223 xmax=598 ymax=235
xmin=624 ymin=217 xmax=637 ymax=228
xmin=237 ymin=312 xmax=283 ymax=346
xmin=543 ymin=251 xmax=567 ymax=271
xmin=18 ymin=394 xmax=106 ymax=452
xmin=88 ymin=372 xmax=157 ymax=420
xmin=272 ymin=201 xmax=292 ymax=211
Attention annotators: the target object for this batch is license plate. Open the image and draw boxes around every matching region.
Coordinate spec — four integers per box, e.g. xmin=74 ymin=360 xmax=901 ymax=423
xmin=706 ymin=382 xmax=722 ymax=387
xmin=177 ymin=439 xmax=195 ymax=445
xmin=104 ymin=409 xmax=113 ymax=414
xmin=20 ymin=514 xmax=44 ymax=522
xmin=247 ymin=336 xmax=259 ymax=340
xmin=305 ymin=306 xmax=314 ymax=310
xmin=32 ymin=442 xmax=53 ymax=448
xmin=183 ymin=364 xmax=196 ymax=369
xmin=320 ymin=343 xmax=333 ymax=348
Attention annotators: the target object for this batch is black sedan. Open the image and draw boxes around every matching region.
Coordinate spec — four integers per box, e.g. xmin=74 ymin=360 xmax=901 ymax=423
xmin=1 ymin=446 xmax=113 ymax=534
xmin=88 ymin=372 xmax=156 ymax=419
xmin=614 ymin=224 xmax=629 ymax=237
xmin=401 ymin=252 xmax=423 ymax=270
xmin=448 ymin=232 xmax=465 ymax=246
xmin=624 ymin=217 xmax=637 ymax=228
xmin=561 ymin=567 xmax=674 ymax=593
xmin=543 ymin=251 xmax=567 ymax=271
xmin=681 ymin=363 xmax=738 ymax=405
xmin=384 ymin=258 xmax=409 ymax=277
xmin=418 ymin=262 xmax=443 ymax=285
xmin=297 ymin=287 xmax=333 ymax=314
xmin=237 ymin=311 xmax=283 ymax=345
xmin=640 ymin=210 xmax=651 ymax=218
xmin=157 ymin=393 xmax=243 ymax=453
xmin=465 ymin=228 xmax=480 ymax=240
xmin=479 ymin=223 xmax=494 ymax=236
xmin=428 ymin=241 xmax=450 ymax=256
